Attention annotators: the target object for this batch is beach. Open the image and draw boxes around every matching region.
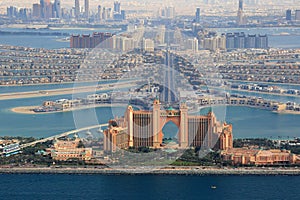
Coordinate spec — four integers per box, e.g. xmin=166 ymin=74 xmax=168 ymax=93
xmin=10 ymin=103 xmax=134 ymax=115
xmin=0 ymin=81 xmax=137 ymax=101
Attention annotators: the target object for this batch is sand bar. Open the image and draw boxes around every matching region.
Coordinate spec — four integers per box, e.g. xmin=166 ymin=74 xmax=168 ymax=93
xmin=11 ymin=103 xmax=134 ymax=115
xmin=0 ymin=81 xmax=137 ymax=101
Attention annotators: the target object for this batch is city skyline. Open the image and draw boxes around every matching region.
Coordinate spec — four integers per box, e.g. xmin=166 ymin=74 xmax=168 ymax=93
xmin=1 ymin=0 xmax=299 ymax=15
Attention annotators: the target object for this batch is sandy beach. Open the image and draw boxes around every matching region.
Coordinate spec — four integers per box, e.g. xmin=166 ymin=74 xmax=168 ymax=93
xmin=274 ymin=110 xmax=300 ymax=115
xmin=10 ymin=103 xmax=133 ymax=115
xmin=0 ymin=81 xmax=137 ymax=101
xmin=11 ymin=106 xmax=37 ymax=114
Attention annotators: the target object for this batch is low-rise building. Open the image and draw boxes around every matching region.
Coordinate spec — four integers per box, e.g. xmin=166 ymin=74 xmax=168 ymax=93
xmin=49 ymin=138 xmax=92 ymax=161
xmin=221 ymin=148 xmax=300 ymax=165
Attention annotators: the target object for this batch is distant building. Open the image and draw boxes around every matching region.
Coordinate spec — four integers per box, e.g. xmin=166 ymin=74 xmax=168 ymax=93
xmin=44 ymin=0 xmax=53 ymax=20
xmin=255 ymin=34 xmax=268 ymax=49
xmin=84 ymin=0 xmax=89 ymax=19
xmin=114 ymin=1 xmax=121 ymax=13
xmin=286 ymin=9 xmax=292 ymax=21
xmin=186 ymin=38 xmax=199 ymax=52
xmin=32 ymin=4 xmax=42 ymax=19
xmin=245 ymin=34 xmax=256 ymax=48
xmin=40 ymin=0 xmax=45 ymax=18
xmin=54 ymin=0 xmax=61 ymax=18
xmin=225 ymin=33 xmax=268 ymax=49
xmin=112 ymin=35 xmax=136 ymax=51
xmin=239 ymin=0 xmax=243 ymax=10
xmin=159 ymin=6 xmax=175 ymax=19
xmin=70 ymin=32 xmax=113 ymax=48
xmin=195 ymin=8 xmax=200 ymax=23
xmin=142 ymin=38 xmax=155 ymax=52
xmin=74 ymin=0 xmax=80 ymax=19
xmin=121 ymin=10 xmax=126 ymax=20
xmin=97 ymin=5 xmax=102 ymax=21
xmin=296 ymin=10 xmax=300 ymax=21
xmin=237 ymin=0 xmax=246 ymax=25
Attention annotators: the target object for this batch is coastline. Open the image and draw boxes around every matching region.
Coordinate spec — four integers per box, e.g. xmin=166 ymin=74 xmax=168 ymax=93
xmin=10 ymin=103 xmax=132 ymax=115
xmin=1 ymin=167 xmax=300 ymax=176
xmin=12 ymin=104 xmax=300 ymax=115
xmin=0 ymin=81 xmax=137 ymax=101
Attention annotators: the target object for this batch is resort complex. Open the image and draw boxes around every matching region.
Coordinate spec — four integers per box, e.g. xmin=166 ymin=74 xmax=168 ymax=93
xmin=104 ymin=99 xmax=233 ymax=152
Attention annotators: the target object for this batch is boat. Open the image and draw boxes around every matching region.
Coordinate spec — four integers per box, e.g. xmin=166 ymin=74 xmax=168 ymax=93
xmin=211 ymin=185 xmax=217 ymax=189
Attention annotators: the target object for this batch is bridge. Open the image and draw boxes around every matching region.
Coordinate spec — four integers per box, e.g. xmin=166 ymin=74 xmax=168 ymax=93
xmin=20 ymin=123 xmax=108 ymax=149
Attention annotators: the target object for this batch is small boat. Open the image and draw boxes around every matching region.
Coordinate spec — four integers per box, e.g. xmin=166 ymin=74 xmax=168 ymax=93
xmin=211 ymin=185 xmax=217 ymax=189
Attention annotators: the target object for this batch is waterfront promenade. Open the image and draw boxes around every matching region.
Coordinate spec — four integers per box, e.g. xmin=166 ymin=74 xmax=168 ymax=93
xmin=1 ymin=166 xmax=300 ymax=176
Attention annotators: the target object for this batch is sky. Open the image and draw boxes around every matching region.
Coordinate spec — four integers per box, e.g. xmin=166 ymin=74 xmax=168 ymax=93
xmin=0 ymin=0 xmax=298 ymax=15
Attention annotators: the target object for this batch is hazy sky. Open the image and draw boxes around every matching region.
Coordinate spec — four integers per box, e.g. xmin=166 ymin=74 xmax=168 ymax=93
xmin=0 ymin=0 xmax=298 ymax=15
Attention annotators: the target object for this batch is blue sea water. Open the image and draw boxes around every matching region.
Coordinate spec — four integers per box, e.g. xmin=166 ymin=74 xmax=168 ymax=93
xmin=0 ymin=80 xmax=119 ymax=94
xmin=0 ymin=27 xmax=300 ymax=49
xmin=0 ymin=93 xmax=300 ymax=139
xmin=0 ymin=174 xmax=299 ymax=200
xmin=0 ymin=27 xmax=120 ymax=49
xmin=214 ymin=27 xmax=300 ymax=49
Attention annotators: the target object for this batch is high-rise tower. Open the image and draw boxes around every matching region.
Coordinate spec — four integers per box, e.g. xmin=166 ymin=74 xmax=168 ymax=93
xmin=75 ymin=0 xmax=80 ymax=19
xmin=237 ymin=0 xmax=245 ymax=25
xmin=286 ymin=9 xmax=292 ymax=21
xmin=114 ymin=1 xmax=121 ymax=13
xmin=84 ymin=0 xmax=89 ymax=19
xmin=54 ymin=0 xmax=61 ymax=18
xmin=195 ymin=7 xmax=200 ymax=23
xmin=239 ymin=0 xmax=243 ymax=10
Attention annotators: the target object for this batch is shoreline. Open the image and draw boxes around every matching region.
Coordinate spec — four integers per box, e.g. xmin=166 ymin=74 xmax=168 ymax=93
xmin=0 ymin=81 xmax=137 ymax=101
xmin=11 ymin=104 xmax=300 ymax=115
xmin=10 ymin=103 xmax=132 ymax=115
xmin=1 ymin=167 xmax=300 ymax=176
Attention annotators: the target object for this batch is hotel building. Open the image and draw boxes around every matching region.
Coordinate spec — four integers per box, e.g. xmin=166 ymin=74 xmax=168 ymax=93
xmin=221 ymin=148 xmax=300 ymax=165
xmin=104 ymin=99 xmax=233 ymax=152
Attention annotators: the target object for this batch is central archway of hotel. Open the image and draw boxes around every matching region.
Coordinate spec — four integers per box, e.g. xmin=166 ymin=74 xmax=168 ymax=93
xmin=162 ymin=120 xmax=179 ymax=146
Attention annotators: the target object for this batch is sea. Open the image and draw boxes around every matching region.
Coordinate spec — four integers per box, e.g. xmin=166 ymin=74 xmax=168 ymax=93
xmin=0 ymin=174 xmax=299 ymax=200
xmin=0 ymin=26 xmax=300 ymax=199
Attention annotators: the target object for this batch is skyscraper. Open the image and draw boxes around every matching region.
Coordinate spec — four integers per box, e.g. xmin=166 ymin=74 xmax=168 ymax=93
xmin=121 ymin=10 xmax=126 ymax=20
xmin=239 ymin=0 xmax=243 ymax=10
xmin=84 ymin=0 xmax=89 ymax=19
xmin=97 ymin=5 xmax=102 ymax=21
xmin=33 ymin=4 xmax=42 ymax=18
xmin=54 ymin=0 xmax=61 ymax=18
xmin=114 ymin=1 xmax=121 ymax=13
xmin=195 ymin=8 xmax=200 ymax=23
xmin=75 ymin=0 xmax=80 ymax=19
xmin=286 ymin=9 xmax=292 ymax=21
xmin=44 ymin=0 xmax=53 ymax=19
xmin=296 ymin=10 xmax=300 ymax=21
xmin=237 ymin=0 xmax=245 ymax=25
xmin=40 ymin=0 xmax=45 ymax=18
